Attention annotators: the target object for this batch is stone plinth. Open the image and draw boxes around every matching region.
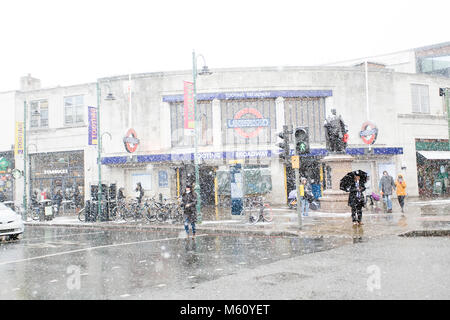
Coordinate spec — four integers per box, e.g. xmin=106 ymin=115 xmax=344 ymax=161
xmin=320 ymin=154 xmax=353 ymax=213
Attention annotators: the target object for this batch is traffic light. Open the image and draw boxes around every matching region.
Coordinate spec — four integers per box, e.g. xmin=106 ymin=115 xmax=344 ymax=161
xmin=294 ymin=127 xmax=310 ymax=155
xmin=276 ymin=125 xmax=292 ymax=163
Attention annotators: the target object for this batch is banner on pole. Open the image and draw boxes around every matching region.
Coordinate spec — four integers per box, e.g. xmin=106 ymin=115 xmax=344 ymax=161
xmin=183 ymin=81 xmax=194 ymax=134
xmin=14 ymin=122 xmax=24 ymax=155
xmin=88 ymin=106 xmax=98 ymax=145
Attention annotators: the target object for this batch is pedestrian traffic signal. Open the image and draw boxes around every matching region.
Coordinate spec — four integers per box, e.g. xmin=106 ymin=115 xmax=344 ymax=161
xmin=276 ymin=125 xmax=292 ymax=163
xmin=294 ymin=127 xmax=310 ymax=155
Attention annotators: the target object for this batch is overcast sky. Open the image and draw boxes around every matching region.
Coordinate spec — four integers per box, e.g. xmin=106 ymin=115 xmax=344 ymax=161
xmin=1 ymin=0 xmax=449 ymax=92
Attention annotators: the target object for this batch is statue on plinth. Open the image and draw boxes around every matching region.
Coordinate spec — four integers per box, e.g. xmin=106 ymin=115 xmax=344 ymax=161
xmin=324 ymin=109 xmax=348 ymax=153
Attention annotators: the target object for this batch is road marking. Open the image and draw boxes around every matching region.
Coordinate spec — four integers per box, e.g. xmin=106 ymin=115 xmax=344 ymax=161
xmin=0 ymin=234 xmax=208 ymax=266
xmin=21 ymin=231 xmax=106 ymax=242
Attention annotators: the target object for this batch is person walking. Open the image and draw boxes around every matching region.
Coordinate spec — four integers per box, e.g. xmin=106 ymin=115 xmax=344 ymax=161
xmin=135 ymin=182 xmax=144 ymax=205
xmin=117 ymin=187 xmax=126 ymax=202
xmin=52 ymin=190 xmax=63 ymax=215
xmin=395 ymin=174 xmax=407 ymax=213
xmin=379 ymin=171 xmax=395 ymax=213
xmin=299 ymin=177 xmax=312 ymax=217
xmin=181 ymin=184 xmax=197 ymax=238
xmin=348 ymin=174 xmax=366 ymax=226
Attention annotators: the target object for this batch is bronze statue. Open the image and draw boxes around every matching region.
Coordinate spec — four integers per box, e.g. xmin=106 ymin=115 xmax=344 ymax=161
xmin=324 ymin=108 xmax=348 ymax=153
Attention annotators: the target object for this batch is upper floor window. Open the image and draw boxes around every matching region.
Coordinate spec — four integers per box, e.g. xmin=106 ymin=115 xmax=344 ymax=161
xmin=30 ymin=100 xmax=49 ymax=128
xmin=170 ymin=101 xmax=213 ymax=147
xmin=284 ymin=97 xmax=326 ymax=143
xmin=64 ymin=95 xmax=84 ymax=125
xmin=411 ymin=84 xmax=430 ymax=113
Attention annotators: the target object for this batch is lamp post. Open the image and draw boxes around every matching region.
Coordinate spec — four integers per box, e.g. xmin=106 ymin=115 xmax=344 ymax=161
xmin=96 ymin=82 xmax=115 ymax=219
xmin=192 ymin=50 xmax=212 ymax=223
xmin=23 ymin=101 xmax=27 ymax=214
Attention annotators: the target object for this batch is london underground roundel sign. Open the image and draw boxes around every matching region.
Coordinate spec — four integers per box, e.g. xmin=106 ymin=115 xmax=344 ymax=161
xmin=123 ymin=128 xmax=140 ymax=153
xmin=359 ymin=121 xmax=378 ymax=145
xmin=227 ymin=108 xmax=270 ymax=139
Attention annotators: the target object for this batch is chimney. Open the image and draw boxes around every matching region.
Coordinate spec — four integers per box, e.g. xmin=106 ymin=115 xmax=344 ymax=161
xmin=20 ymin=74 xmax=41 ymax=91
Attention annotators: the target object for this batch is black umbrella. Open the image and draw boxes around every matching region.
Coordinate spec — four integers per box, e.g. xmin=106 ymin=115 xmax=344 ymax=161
xmin=339 ymin=170 xmax=368 ymax=192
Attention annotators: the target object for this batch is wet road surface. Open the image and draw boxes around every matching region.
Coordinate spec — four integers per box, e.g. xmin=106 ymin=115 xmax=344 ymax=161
xmin=0 ymin=226 xmax=352 ymax=299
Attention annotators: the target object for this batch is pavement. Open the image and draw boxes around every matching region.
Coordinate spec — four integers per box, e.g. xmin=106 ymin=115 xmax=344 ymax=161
xmin=23 ymin=197 xmax=450 ymax=239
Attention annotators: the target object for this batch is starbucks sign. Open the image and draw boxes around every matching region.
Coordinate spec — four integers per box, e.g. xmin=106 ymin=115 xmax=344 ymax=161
xmin=0 ymin=157 xmax=10 ymax=171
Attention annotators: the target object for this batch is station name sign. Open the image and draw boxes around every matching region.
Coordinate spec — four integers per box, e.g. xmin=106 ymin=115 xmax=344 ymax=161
xmin=43 ymin=169 xmax=69 ymax=175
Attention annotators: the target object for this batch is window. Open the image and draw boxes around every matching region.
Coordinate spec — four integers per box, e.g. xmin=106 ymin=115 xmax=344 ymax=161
xmin=419 ymin=55 xmax=450 ymax=77
xmin=170 ymin=101 xmax=213 ymax=147
xmin=411 ymin=84 xmax=430 ymax=113
xmin=284 ymin=97 xmax=326 ymax=143
xmin=64 ymin=95 xmax=84 ymax=125
xmin=221 ymin=99 xmax=276 ymax=146
xmin=30 ymin=100 xmax=49 ymax=128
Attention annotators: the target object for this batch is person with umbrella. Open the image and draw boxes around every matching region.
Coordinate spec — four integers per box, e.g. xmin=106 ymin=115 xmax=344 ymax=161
xmin=340 ymin=170 xmax=367 ymax=226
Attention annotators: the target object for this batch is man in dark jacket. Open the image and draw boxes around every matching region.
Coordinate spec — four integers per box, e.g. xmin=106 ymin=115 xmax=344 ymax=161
xmin=348 ymin=174 xmax=366 ymax=226
xmin=181 ymin=185 xmax=197 ymax=238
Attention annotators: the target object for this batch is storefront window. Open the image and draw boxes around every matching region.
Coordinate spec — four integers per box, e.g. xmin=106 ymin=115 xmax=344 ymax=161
xmin=30 ymin=150 xmax=85 ymax=207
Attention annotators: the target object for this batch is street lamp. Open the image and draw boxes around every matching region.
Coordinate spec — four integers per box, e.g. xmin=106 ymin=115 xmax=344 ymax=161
xmin=23 ymin=101 xmax=27 ymax=214
xmin=192 ymin=50 xmax=212 ymax=223
xmin=96 ymin=82 xmax=116 ymax=219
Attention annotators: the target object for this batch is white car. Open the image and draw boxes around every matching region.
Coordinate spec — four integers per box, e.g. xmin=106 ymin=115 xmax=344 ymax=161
xmin=0 ymin=202 xmax=24 ymax=241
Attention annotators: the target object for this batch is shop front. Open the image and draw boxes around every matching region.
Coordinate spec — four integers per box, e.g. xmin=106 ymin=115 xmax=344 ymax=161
xmin=416 ymin=139 xmax=450 ymax=197
xmin=0 ymin=151 xmax=15 ymax=203
xmin=30 ymin=150 xmax=85 ymax=208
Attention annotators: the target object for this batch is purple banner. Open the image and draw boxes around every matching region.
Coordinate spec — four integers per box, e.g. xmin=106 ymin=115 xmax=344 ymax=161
xmin=88 ymin=106 xmax=98 ymax=145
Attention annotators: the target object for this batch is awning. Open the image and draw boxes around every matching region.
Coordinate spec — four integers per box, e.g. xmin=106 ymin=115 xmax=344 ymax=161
xmin=418 ymin=151 xmax=450 ymax=160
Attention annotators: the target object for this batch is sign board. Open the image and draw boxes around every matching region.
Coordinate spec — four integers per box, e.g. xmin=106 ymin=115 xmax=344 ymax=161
xmin=14 ymin=122 xmax=24 ymax=155
xmin=158 ymin=171 xmax=168 ymax=188
xmin=183 ymin=81 xmax=195 ymax=135
xmin=227 ymin=108 xmax=270 ymax=138
xmin=0 ymin=158 xmax=10 ymax=171
xmin=88 ymin=106 xmax=98 ymax=145
xmin=291 ymin=155 xmax=300 ymax=169
xmin=123 ymin=128 xmax=140 ymax=153
xmin=45 ymin=206 xmax=53 ymax=216
xmin=359 ymin=121 xmax=378 ymax=145
xmin=131 ymin=173 xmax=152 ymax=191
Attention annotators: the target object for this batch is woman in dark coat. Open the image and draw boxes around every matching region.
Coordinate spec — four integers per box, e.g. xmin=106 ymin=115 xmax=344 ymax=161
xmin=181 ymin=185 xmax=197 ymax=238
xmin=348 ymin=174 xmax=366 ymax=226
xmin=135 ymin=182 xmax=144 ymax=205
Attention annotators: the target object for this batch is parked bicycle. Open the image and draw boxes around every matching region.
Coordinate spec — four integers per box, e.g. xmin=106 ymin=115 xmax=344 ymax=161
xmin=242 ymin=195 xmax=273 ymax=224
xmin=155 ymin=196 xmax=183 ymax=224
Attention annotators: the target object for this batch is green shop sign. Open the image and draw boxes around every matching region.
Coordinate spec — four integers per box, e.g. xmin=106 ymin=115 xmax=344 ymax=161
xmin=0 ymin=157 xmax=10 ymax=171
xmin=415 ymin=141 xmax=450 ymax=151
